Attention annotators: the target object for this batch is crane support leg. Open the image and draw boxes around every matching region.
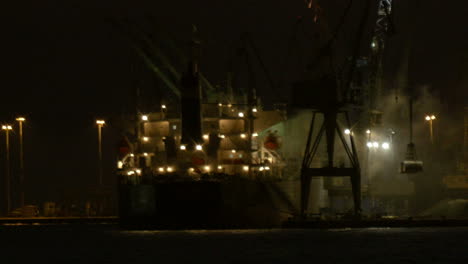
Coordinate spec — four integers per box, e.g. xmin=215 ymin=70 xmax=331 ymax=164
xmin=300 ymin=110 xmax=362 ymax=218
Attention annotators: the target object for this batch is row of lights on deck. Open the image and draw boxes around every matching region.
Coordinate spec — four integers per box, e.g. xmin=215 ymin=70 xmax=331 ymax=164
xmin=140 ymin=105 xmax=167 ymax=121
xmin=140 ymin=105 xmax=256 ymax=122
xmin=177 ymin=133 xmax=258 ymax=151
xmin=124 ymin=161 xmax=271 ymax=175
xmin=142 ymin=133 xmax=253 ymax=144
xmin=218 ymin=103 xmax=257 ymax=111
xmin=127 ymin=169 xmax=141 ymax=176
xmin=237 ymin=109 xmax=258 ymax=117
xmin=201 ymin=134 xmax=250 ymax=140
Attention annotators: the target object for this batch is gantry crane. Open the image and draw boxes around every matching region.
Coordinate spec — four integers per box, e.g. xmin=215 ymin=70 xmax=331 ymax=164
xmin=297 ymin=0 xmax=399 ymax=217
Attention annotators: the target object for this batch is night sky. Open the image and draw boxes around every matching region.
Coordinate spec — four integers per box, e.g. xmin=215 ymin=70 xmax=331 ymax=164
xmin=0 ymin=1 xmax=466 ymax=206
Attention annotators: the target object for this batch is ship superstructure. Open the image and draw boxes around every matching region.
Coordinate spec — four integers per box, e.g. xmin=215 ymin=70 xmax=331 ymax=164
xmin=118 ymin=101 xmax=285 ymax=183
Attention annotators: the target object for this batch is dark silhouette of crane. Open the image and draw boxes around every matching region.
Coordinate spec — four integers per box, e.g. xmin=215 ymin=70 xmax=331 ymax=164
xmin=296 ymin=0 xmax=398 ymax=218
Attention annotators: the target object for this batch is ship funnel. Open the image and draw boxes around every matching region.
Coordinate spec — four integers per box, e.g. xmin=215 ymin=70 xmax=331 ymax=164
xmin=180 ymin=33 xmax=203 ymax=150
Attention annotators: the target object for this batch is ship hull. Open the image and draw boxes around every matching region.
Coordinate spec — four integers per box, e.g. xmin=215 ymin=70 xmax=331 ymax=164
xmin=118 ymin=178 xmax=296 ymax=229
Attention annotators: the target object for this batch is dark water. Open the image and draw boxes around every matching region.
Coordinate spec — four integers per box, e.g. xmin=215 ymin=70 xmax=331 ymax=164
xmin=1 ymin=225 xmax=467 ymax=263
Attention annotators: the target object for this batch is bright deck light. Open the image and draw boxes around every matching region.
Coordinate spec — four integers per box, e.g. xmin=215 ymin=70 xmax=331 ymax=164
xmin=366 ymin=129 xmax=371 ymax=134
xmin=167 ymin=167 xmax=174 ymax=172
xmin=243 ymin=166 xmax=249 ymax=172
xmin=372 ymin=142 xmax=379 ymax=148
xmin=252 ymin=133 xmax=258 ymax=137
xmin=252 ymin=108 xmax=257 ymax=113
xmin=204 ymin=166 xmax=211 ymax=172
xmin=195 ymin=145 xmax=203 ymax=151
xmin=141 ymin=115 xmax=148 ymax=121
xmin=180 ymin=145 xmax=186 ymax=150
xmin=367 ymin=142 xmax=373 ymax=148
xmin=158 ymin=167 xmax=165 ymax=172
xmin=238 ymin=112 xmax=244 ymax=117
xmin=142 ymin=137 xmax=149 ymax=142
xmin=344 ymin=129 xmax=351 ymax=135
xmin=96 ymin=120 xmax=105 ymax=125
xmin=16 ymin=117 xmax=26 ymax=122
xmin=143 ymin=152 xmax=148 ymax=156
xmin=203 ymin=134 xmax=209 ymax=140
xmin=240 ymin=133 xmax=246 ymax=138
xmin=2 ymin=125 xmax=12 ymax=130
xmin=217 ymin=165 xmax=223 ymax=170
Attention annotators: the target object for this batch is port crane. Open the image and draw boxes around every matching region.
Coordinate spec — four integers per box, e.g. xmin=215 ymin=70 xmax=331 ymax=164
xmin=297 ymin=0 xmax=400 ymax=217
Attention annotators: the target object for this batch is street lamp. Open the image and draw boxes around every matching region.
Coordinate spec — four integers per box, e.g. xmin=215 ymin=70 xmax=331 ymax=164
xmin=425 ymin=114 xmax=436 ymax=144
xmin=16 ymin=117 xmax=26 ymax=207
xmin=96 ymin=120 xmax=105 ymax=185
xmin=2 ymin=125 xmax=13 ymax=215
xmin=161 ymin=104 xmax=167 ymax=119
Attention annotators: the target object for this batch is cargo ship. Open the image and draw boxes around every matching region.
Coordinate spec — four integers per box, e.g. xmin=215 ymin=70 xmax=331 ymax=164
xmin=115 ymin=33 xmax=306 ymax=229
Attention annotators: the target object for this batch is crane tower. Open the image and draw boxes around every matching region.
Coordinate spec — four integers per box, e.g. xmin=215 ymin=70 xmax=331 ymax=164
xmin=368 ymin=0 xmax=394 ymax=114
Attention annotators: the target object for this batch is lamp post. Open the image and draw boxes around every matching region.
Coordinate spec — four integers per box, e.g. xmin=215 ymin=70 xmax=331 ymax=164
xmin=425 ymin=115 xmax=436 ymax=144
xmin=96 ymin=120 xmax=105 ymax=186
xmin=365 ymin=129 xmax=372 ymax=209
xmin=2 ymin=125 xmax=13 ymax=215
xmin=16 ymin=117 xmax=25 ymax=207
